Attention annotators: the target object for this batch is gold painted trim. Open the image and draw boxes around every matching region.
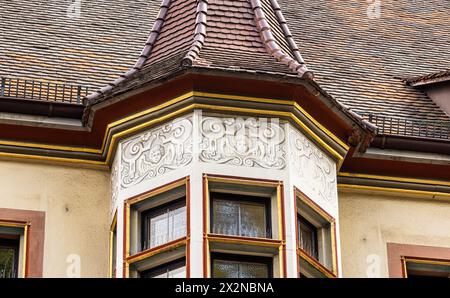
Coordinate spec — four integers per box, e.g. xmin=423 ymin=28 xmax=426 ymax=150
xmin=338 ymin=184 xmax=450 ymax=198
xmin=126 ymin=178 xmax=187 ymax=206
xmin=338 ymin=172 xmax=450 ymax=188
xmin=22 ymin=224 xmax=28 ymax=278
xmin=276 ymin=184 xmax=283 ymax=241
xmin=0 ymin=92 xmax=348 ymax=167
xmin=401 ymin=256 xmax=408 ymax=278
xmin=0 ymin=221 xmax=28 ymax=228
xmin=125 ymin=203 xmax=130 ymax=259
xmin=404 ymin=257 xmax=450 ymax=267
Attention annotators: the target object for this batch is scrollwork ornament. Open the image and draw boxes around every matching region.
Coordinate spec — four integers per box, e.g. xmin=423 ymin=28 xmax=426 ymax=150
xmin=120 ymin=116 xmax=193 ymax=188
xmin=199 ymin=116 xmax=286 ymax=169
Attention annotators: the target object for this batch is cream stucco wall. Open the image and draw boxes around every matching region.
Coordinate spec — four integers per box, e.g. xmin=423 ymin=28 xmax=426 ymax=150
xmin=338 ymin=189 xmax=450 ymax=278
xmin=0 ymin=159 xmax=110 ymax=277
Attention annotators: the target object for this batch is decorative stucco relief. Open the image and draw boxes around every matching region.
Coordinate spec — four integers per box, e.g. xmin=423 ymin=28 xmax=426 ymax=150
xmin=120 ymin=116 xmax=193 ymax=188
xmin=289 ymin=127 xmax=337 ymax=204
xmin=199 ymin=116 xmax=286 ymax=169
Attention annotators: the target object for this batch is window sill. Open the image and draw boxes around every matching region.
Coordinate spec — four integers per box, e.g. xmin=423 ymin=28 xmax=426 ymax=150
xmin=298 ymin=248 xmax=336 ymax=278
xmin=207 ymin=233 xmax=282 ymax=247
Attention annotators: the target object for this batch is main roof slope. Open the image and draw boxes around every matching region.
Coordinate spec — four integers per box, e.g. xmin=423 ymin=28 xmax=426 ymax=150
xmin=0 ymin=0 xmax=449 ymax=122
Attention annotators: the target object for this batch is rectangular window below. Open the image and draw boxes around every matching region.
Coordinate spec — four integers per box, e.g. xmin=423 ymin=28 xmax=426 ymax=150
xmin=211 ymin=253 xmax=272 ymax=278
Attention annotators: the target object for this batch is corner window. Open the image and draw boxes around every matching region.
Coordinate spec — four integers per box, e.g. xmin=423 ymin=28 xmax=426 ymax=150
xmin=211 ymin=193 xmax=271 ymax=239
xmin=298 ymin=216 xmax=318 ymax=261
xmin=295 ymin=188 xmax=337 ymax=278
xmin=211 ymin=253 xmax=272 ymax=278
xmin=124 ymin=178 xmax=190 ymax=278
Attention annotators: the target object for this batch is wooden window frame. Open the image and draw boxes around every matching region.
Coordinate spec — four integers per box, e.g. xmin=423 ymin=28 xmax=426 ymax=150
xmin=203 ymin=174 xmax=286 ymax=278
xmin=211 ymin=252 xmax=273 ymax=278
xmin=387 ymin=243 xmax=450 ymax=278
xmin=123 ymin=177 xmax=191 ymax=278
xmin=210 ymin=192 xmax=272 ymax=239
xmin=108 ymin=210 xmax=117 ymax=278
xmin=294 ymin=187 xmax=338 ymax=278
xmin=0 ymin=209 xmax=44 ymax=278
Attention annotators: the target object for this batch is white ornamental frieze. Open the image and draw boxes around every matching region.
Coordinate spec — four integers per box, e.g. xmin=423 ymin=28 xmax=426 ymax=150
xmin=121 ymin=116 xmax=193 ymax=188
xmin=289 ymin=128 xmax=336 ymax=204
xmin=199 ymin=116 xmax=286 ymax=169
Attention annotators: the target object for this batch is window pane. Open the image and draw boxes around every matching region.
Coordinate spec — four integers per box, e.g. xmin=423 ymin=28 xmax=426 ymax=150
xmin=0 ymin=243 xmax=17 ymax=278
xmin=299 ymin=217 xmax=318 ymax=260
xmin=168 ymin=206 xmax=186 ymax=242
xmin=149 ymin=212 xmax=169 ymax=249
xmin=213 ymin=200 xmax=239 ymax=236
xmin=240 ymin=203 xmax=265 ymax=238
xmin=239 ymin=262 xmax=269 ymax=278
xmin=213 ymin=260 xmax=239 ymax=278
xmin=143 ymin=203 xmax=186 ymax=250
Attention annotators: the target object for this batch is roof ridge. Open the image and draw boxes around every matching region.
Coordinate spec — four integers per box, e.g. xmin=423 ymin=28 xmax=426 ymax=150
xmin=181 ymin=0 xmax=208 ymax=67
xmin=250 ymin=0 xmax=313 ymax=78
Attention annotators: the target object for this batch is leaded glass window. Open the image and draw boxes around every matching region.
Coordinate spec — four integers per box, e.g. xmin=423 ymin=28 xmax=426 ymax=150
xmin=211 ymin=193 xmax=270 ymax=238
xmin=141 ymin=199 xmax=186 ymax=251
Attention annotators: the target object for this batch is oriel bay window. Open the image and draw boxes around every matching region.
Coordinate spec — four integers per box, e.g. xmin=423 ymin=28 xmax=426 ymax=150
xmin=295 ymin=188 xmax=337 ymax=278
xmin=125 ymin=178 xmax=189 ymax=278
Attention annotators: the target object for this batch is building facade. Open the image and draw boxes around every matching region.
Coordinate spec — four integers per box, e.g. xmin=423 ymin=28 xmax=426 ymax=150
xmin=0 ymin=0 xmax=449 ymax=278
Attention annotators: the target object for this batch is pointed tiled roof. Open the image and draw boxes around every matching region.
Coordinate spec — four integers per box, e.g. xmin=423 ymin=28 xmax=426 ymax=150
xmin=85 ymin=0 xmax=312 ymax=105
